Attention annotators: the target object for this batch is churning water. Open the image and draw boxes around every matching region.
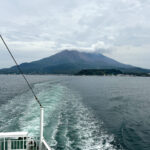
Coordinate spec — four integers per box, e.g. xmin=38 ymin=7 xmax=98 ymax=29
xmin=0 ymin=75 xmax=150 ymax=150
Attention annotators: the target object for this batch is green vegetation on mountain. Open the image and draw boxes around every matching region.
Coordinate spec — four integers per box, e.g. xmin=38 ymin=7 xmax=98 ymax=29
xmin=76 ymin=69 xmax=150 ymax=77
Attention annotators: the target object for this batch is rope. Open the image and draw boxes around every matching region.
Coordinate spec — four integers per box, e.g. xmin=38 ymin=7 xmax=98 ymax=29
xmin=0 ymin=35 xmax=42 ymax=108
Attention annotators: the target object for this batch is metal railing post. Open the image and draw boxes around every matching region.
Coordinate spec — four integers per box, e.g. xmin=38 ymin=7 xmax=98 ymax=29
xmin=40 ymin=107 xmax=44 ymax=150
xmin=23 ymin=137 xmax=24 ymax=150
xmin=8 ymin=140 xmax=11 ymax=150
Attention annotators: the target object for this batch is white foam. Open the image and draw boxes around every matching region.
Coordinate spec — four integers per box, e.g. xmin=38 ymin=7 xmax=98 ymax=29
xmin=19 ymin=83 xmax=66 ymax=137
xmin=52 ymin=86 xmax=122 ymax=150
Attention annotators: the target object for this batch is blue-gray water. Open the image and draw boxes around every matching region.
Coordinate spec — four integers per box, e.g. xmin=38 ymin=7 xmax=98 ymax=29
xmin=0 ymin=75 xmax=150 ymax=150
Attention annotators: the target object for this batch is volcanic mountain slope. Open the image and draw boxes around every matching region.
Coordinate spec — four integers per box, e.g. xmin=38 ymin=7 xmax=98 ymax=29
xmin=0 ymin=50 xmax=149 ymax=74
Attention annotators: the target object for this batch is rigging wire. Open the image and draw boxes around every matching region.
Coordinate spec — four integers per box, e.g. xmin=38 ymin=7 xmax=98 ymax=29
xmin=0 ymin=34 xmax=42 ymax=107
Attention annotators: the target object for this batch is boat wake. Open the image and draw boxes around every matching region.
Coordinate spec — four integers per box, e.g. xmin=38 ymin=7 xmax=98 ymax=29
xmin=0 ymin=81 xmax=123 ymax=150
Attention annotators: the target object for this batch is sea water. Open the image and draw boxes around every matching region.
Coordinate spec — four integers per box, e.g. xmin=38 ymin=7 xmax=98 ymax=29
xmin=0 ymin=75 xmax=150 ymax=150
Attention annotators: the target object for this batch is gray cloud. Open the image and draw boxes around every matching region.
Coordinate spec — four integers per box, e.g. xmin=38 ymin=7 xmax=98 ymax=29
xmin=0 ymin=0 xmax=150 ymax=68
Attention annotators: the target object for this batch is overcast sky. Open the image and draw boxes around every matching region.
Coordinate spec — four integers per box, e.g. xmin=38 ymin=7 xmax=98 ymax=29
xmin=0 ymin=0 xmax=150 ymax=68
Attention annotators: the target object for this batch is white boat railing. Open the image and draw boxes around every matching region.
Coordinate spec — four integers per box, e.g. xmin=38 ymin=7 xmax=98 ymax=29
xmin=0 ymin=134 xmax=51 ymax=150
xmin=42 ymin=139 xmax=51 ymax=150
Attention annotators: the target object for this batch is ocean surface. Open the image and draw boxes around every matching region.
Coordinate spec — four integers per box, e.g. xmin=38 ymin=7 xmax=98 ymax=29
xmin=0 ymin=75 xmax=150 ymax=150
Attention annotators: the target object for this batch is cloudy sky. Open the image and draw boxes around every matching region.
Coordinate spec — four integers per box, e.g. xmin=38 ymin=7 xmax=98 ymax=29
xmin=0 ymin=0 xmax=150 ymax=68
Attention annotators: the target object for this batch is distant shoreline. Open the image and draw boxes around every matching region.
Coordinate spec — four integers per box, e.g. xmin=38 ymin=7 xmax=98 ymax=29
xmin=0 ymin=72 xmax=150 ymax=77
xmin=75 ymin=69 xmax=150 ymax=77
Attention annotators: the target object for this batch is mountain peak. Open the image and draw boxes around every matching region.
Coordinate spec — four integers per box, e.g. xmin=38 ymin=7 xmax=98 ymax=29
xmin=0 ymin=50 xmax=149 ymax=74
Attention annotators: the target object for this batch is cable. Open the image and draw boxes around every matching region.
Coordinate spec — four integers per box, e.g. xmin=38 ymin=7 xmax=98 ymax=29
xmin=0 ymin=35 xmax=42 ymax=108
